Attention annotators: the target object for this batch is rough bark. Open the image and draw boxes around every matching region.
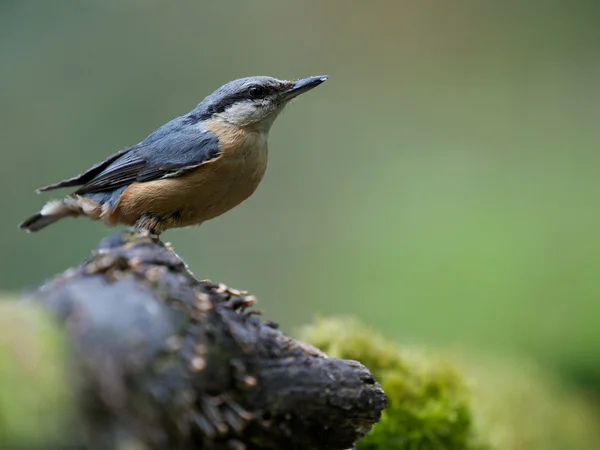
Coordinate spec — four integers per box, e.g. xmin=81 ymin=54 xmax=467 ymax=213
xmin=17 ymin=230 xmax=386 ymax=450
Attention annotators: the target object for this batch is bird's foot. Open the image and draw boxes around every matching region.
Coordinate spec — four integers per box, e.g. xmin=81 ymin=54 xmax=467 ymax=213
xmin=128 ymin=226 xmax=162 ymax=243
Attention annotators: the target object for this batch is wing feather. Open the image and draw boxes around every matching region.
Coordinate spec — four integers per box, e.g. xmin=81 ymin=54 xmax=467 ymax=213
xmin=37 ymin=120 xmax=221 ymax=196
xmin=74 ymin=129 xmax=221 ymax=195
xmin=36 ymin=146 xmax=135 ymax=193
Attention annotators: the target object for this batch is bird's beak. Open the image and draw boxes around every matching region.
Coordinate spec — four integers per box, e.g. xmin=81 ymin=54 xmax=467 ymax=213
xmin=280 ymin=75 xmax=328 ymax=102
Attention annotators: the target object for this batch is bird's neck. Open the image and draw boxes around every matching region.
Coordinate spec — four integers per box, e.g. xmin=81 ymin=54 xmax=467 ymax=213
xmin=205 ymin=118 xmax=269 ymax=157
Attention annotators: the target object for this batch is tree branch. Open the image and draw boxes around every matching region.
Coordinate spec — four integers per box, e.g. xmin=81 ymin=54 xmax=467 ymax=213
xmin=18 ymin=230 xmax=386 ymax=450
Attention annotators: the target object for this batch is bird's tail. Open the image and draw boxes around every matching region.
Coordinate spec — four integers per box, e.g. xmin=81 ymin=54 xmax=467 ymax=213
xmin=19 ymin=198 xmax=83 ymax=232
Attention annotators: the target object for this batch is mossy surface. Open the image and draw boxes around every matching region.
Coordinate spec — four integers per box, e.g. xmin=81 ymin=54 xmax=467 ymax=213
xmin=0 ymin=298 xmax=78 ymax=448
xmin=300 ymin=317 xmax=600 ymax=450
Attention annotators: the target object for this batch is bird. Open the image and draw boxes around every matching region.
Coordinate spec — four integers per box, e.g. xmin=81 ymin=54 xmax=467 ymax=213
xmin=19 ymin=75 xmax=327 ymax=235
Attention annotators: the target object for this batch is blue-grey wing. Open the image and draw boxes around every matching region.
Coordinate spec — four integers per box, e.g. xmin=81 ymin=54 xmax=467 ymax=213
xmin=37 ymin=146 xmax=136 ymax=192
xmin=73 ymin=128 xmax=221 ymax=195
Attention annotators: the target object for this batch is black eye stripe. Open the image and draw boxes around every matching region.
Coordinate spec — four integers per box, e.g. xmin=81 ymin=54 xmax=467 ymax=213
xmin=206 ymin=85 xmax=278 ymax=116
xmin=209 ymin=93 xmax=248 ymax=115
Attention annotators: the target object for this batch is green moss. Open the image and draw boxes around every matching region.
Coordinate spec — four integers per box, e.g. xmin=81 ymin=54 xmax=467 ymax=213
xmin=301 ymin=317 xmax=481 ymax=449
xmin=0 ymin=298 xmax=79 ymax=448
xmin=300 ymin=317 xmax=600 ymax=450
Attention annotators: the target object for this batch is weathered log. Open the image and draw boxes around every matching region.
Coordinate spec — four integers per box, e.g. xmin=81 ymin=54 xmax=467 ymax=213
xmin=20 ymin=230 xmax=386 ymax=450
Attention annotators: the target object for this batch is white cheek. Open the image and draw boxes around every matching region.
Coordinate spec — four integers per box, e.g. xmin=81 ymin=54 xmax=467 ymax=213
xmin=218 ymin=102 xmax=266 ymax=126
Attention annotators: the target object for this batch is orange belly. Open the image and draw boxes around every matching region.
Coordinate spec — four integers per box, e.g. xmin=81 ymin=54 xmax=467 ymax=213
xmin=107 ymin=134 xmax=268 ymax=229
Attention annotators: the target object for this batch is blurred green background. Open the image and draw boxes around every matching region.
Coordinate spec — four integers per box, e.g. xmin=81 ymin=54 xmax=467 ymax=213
xmin=1 ymin=1 xmax=599 ymax=393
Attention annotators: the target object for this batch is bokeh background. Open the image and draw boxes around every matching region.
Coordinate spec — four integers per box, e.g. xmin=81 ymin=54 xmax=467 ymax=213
xmin=1 ymin=0 xmax=599 ymax=398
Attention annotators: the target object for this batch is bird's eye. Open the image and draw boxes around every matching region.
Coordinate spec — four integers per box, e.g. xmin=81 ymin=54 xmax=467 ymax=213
xmin=248 ymin=86 xmax=266 ymax=99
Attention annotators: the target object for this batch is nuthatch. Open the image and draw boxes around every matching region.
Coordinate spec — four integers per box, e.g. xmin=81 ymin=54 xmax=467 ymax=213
xmin=20 ymin=75 xmax=327 ymax=235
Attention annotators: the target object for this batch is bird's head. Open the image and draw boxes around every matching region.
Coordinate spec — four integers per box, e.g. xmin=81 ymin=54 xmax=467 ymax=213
xmin=195 ymin=75 xmax=328 ymax=131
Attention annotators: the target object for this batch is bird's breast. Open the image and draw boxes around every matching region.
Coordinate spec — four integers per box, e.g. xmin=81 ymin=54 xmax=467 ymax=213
xmin=109 ymin=125 xmax=269 ymax=228
xmin=179 ymin=127 xmax=269 ymax=224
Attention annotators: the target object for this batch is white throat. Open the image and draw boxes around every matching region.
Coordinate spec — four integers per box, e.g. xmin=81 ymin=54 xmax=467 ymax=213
xmin=216 ymin=101 xmax=284 ymax=131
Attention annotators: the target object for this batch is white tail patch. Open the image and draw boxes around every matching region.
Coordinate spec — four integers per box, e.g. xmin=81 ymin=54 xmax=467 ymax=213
xmin=40 ymin=196 xmax=102 ymax=219
xmin=40 ymin=199 xmax=69 ymax=216
xmin=20 ymin=195 xmax=105 ymax=232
